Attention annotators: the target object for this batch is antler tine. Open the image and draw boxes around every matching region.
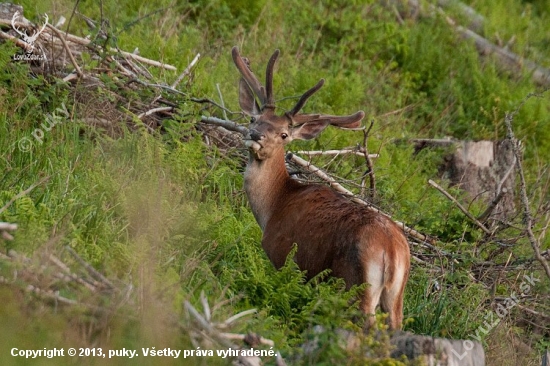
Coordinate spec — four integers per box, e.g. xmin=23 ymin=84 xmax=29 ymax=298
xmin=232 ymin=46 xmax=266 ymax=106
xmin=289 ymin=79 xmax=325 ymax=117
xmin=39 ymin=14 xmax=48 ymax=33
xmin=265 ymin=49 xmax=280 ymax=108
xmin=11 ymin=11 xmax=26 ymax=37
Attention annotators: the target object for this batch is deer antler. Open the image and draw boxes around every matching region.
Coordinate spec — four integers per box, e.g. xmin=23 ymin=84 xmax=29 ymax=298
xmin=26 ymin=13 xmax=49 ymax=44
xmin=29 ymin=14 xmax=49 ymax=42
xmin=11 ymin=11 xmax=28 ymax=39
xmin=232 ymin=47 xmax=266 ymax=107
xmin=289 ymin=79 xmax=325 ymax=117
xmin=264 ymin=49 xmax=280 ymax=109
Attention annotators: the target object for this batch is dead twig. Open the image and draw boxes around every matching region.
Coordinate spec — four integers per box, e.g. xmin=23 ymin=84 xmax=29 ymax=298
xmin=184 ymin=299 xmax=286 ymax=366
xmin=48 ymin=254 xmax=97 ymax=292
xmin=137 ymin=106 xmax=173 ymax=119
xmin=0 ymin=176 xmax=50 ymax=215
xmin=295 ymin=149 xmax=378 ymax=158
xmin=46 ymin=24 xmax=83 ymax=78
xmin=504 ymin=95 xmax=550 ymax=280
xmin=361 ymin=119 xmax=376 ymax=198
xmin=64 ymin=245 xmax=115 ymax=289
xmin=200 ymin=116 xmax=249 ymax=136
xmin=428 ymin=179 xmax=492 ymax=236
xmin=478 ymin=155 xmax=516 ymax=222
xmin=150 ymin=52 xmax=200 ymax=104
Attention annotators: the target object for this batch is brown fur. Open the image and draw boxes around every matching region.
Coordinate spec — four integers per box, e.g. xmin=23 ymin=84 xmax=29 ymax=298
xmin=233 ymin=46 xmax=411 ymax=330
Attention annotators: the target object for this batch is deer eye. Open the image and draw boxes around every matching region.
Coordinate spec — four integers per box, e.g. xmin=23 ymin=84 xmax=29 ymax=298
xmin=281 ymin=133 xmax=288 ymax=140
xmin=250 ymin=117 xmax=256 ymax=123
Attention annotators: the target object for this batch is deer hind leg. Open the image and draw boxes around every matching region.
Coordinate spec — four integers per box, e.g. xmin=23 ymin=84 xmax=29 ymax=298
xmin=379 ymin=265 xmax=407 ymax=330
xmin=361 ymin=263 xmax=384 ymax=328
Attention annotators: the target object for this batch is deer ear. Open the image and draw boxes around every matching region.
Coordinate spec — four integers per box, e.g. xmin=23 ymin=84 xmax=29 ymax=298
xmin=239 ymin=78 xmax=261 ymax=116
xmin=291 ymin=121 xmax=330 ymax=140
xmin=290 ymin=111 xmax=365 ymax=140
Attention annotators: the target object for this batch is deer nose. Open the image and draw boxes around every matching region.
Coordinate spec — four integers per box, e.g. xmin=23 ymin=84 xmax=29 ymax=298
xmin=249 ymin=129 xmax=265 ymax=142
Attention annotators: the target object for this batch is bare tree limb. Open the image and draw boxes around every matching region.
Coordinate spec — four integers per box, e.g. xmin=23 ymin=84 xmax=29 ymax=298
xmin=428 ymin=179 xmax=492 ymax=235
xmin=478 ymin=155 xmax=516 ymax=222
xmin=295 ymin=149 xmax=378 ymax=158
xmin=361 ymin=119 xmax=376 ymax=198
xmin=64 ymin=245 xmax=115 ymax=289
xmin=46 ymin=24 xmax=83 ymax=78
xmin=438 ymin=8 xmax=550 ymax=87
xmin=200 ymin=116 xmax=249 ymax=136
xmin=504 ymin=99 xmax=550 ymax=280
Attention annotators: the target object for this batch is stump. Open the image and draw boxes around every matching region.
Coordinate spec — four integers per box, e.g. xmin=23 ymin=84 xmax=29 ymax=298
xmin=408 ymin=139 xmax=516 ymax=224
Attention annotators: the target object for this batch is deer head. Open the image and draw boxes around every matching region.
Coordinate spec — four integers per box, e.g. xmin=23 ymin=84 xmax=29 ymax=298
xmin=232 ymin=47 xmax=365 ymax=161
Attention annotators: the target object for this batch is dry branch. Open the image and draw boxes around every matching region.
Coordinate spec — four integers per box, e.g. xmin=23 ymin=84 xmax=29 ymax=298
xmin=439 ymin=8 xmax=550 ymax=87
xmin=200 ymin=116 xmax=249 ymax=136
xmin=65 ymin=245 xmax=115 ymax=289
xmin=478 ymin=188 xmax=508 ymax=222
xmin=46 ymin=24 xmax=83 ymax=78
xmin=288 ymin=153 xmax=430 ymax=243
xmin=361 ymin=119 xmax=376 ymax=198
xmin=295 ymin=149 xmax=379 ymax=158
xmin=184 ymin=300 xmax=286 ymax=366
xmin=428 ymin=179 xmax=492 ymax=235
xmin=504 ymin=104 xmax=550 ymax=280
xmin=0 ymin=248 xmax=126 ymax=317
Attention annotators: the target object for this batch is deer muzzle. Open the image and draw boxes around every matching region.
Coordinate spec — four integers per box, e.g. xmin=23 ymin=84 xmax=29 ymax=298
xmin=244 ymin=139 xmax=262 ymax=152
xmin=244 ymin=129 xmax=264 ymax=152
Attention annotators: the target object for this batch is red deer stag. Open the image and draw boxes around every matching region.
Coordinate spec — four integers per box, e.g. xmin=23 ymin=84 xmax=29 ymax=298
xmin=232 ymin=46 xmax=410 ymax=330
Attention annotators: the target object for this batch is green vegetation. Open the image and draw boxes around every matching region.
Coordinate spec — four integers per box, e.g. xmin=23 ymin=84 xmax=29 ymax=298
xmin=1 ymin=0 xmax=549 ymax=365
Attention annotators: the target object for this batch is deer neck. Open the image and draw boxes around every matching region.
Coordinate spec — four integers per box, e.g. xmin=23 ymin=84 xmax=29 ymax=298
xmin=244 ymin=147 xmax=291 ymax=231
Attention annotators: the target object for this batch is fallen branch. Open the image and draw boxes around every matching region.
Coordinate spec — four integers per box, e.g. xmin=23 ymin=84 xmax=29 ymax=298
xmin=439 ymin=7 xmax=550 ymax=87
xmin=295 ymin=149 xmax=379 ymax=158
xmin=64 ymin=245 xmax=115 ymax=289
xmin=289 ymin=153 xmax=431 ymax=243
xmin=151 ymin=52 xmax=200 ymax=104
xmin=504 ymin=96 xmax=550 ymax=280
xmin=172 ymin=53 xmax=200 ymax=88
xmin=137 ymin=106 xmax=173 ymax=119
xmin=428 ymin=179 xmax=492 ymax=235
xmin=184 ymin=300 xmax=287 ymax=366
xmin=477 ymin=188 xmax=508 ymax=222
xmin=48 ymin=254 xmax=97 ymax=292
xmin=46 ymin=24 xmax=83 ymax=78
xmin=200 ymin=116 xmax=249 ymax=136
xmin=361 ymin=119 xmax=376 ymax=198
